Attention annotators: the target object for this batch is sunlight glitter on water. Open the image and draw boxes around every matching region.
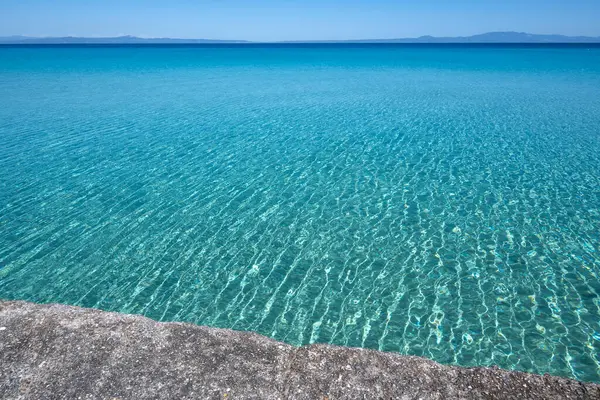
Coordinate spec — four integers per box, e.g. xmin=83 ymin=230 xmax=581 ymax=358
xmin=1 ymin=45 xmax=600 ymax=382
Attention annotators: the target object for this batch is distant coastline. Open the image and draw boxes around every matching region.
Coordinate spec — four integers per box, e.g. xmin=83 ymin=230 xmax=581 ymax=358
xmin=2 ymin=31 xmax=600 ymax=44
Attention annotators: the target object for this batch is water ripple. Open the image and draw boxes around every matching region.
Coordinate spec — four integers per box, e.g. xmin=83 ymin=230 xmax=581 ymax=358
xmin=1 ymin=46 xmax=600 ymax=382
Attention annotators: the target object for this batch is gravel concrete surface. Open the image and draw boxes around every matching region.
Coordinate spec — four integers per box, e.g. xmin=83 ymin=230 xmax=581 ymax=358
xmin=1 ymin=300 xmax=599 ymax=399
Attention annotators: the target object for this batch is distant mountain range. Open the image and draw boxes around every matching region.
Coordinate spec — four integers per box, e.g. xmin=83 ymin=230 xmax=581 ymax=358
xmin=306 ymin=32 xmax=600 ymax=43
xmin=1 ymin=32 xmax=599 ymax=44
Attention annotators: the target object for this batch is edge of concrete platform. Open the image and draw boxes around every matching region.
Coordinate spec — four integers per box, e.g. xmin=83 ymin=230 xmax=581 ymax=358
xmin=1 ymin=300 xmax=599 ymax=399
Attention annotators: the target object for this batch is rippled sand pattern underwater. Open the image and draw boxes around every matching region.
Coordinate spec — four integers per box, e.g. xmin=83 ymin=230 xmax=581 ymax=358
xmin=1 ymin=45 xmax=600 ymax=382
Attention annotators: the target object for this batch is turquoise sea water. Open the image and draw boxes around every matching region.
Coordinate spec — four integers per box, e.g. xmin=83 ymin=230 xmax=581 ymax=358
xmin=1 ymin=44 xmax=600 ymax=382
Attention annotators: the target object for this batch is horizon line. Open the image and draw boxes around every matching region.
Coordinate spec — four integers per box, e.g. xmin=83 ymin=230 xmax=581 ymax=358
xmin=2 ymin=31 xmax=600 ymax=44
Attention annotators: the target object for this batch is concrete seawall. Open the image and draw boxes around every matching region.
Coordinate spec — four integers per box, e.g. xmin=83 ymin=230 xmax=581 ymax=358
xmin=1 ymin=300 xmax=599 ymax=399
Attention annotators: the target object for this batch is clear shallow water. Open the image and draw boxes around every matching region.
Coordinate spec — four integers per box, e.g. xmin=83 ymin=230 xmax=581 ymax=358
xmin=1 ymin=44 xmax=600 ymax=382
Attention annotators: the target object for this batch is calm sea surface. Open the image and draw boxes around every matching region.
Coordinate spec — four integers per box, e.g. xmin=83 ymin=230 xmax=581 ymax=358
xmin=1 ymin=44 xmax=600 ymax=382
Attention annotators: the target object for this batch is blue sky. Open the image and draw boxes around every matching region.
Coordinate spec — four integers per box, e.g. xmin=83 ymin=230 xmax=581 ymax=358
xmin=1 ymin=0 xmax=599 ymax=41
